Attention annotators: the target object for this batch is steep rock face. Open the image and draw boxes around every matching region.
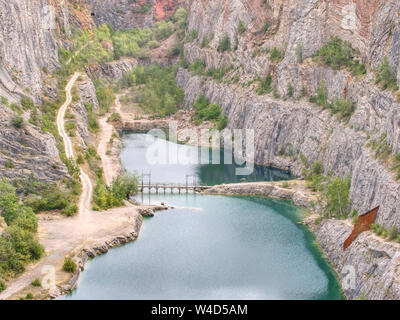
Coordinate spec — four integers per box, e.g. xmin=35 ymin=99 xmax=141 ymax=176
xmin=69 ymin=74 xmax=99 ymax=151
xmin=0 ymin=103 xmax=67 ymax=182
xmin=176 ymin=69 xmax=400 ymax=230
xmin=309 ymin=218 xmax=400 ymax=300
xmin=85 ymin=58 xmax=137 ymax=82
xmin=0 ymin=0 xmax=61 ymax=104
xmin=80 ymin=0 xmax=182 ymax=30
xmin=180 ymin=0 xmax=400 ymax=229
xmin=81 ymin=0 xmax=151 ymax=30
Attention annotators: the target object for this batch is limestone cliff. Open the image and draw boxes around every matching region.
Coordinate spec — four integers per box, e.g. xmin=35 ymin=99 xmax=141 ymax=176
xmin=179 ymin=0 xmax=400 ymax=230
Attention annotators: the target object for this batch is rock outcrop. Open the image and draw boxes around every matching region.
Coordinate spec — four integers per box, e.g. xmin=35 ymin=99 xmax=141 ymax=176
xmin=308 ymin=217 xmax=400 ymax=300
xmin=85 ymin=58 xmax=137 ymax=82
xmin=0 ymin=103 xmax=67 ymax=182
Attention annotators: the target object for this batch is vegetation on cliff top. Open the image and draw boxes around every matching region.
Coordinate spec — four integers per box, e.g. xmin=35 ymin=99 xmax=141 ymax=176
xmin=120 ymin=64 xmax=184 ymax=116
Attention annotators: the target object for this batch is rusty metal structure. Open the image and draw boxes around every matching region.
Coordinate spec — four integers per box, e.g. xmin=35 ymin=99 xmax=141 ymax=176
xmin=343 ymin=207 xmax=379 ymax=250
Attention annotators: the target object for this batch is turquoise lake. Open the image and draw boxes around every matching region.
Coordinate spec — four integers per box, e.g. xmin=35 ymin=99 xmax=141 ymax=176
xmin=61 ymin=133 xmax=343 ymax=300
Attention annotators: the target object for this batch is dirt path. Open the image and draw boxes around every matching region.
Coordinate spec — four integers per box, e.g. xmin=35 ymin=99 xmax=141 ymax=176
xmin=98 ymin=116 xmax=118 ymax=186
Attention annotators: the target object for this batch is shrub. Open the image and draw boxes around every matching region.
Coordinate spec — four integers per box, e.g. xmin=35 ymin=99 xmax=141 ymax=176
xmin=25 ymin=292 xmax=33 ymax=300
xmin=0 ymin=279 xmax=5 ymax=292
xmin=257 ymin=73 xmax=273 ymax=95
xmin=63 ymin=257 xmax=77 ymax=273
xmin=62 ymin=204 xmax=78 ymax=217
xmin=4 ymin=160 xmax=14 ymax=169
xmin=11 ymin=115 xmax=24 ymax=129
xmin=111 ymin=174 xmax=139 ymax=201
xmin=296 ymin=44 xmax=303 ymax=63
xmin=217 ymin=34 xmax=231 ymax=52
xmin=191 ymin=95 xmax=226 ymax=130
xmin=287 ymin=83 xmax=294 ymax=97
xmin=309 ymin=84 xmax=329 ymax=108
xmin=31 ymin=278 xmax=41 ymax=287
xmin=238 ymin=20 xmax=246 ymax=34
xmin=94 ymin=81 xmax=115 ymax=114
xmin=313 ymin=37 xmax=366 ymax=76
xmin=270 ymin=47 xmax=285 ymax=62
xmin=107 ymin=113 xmax=122 ymax=122
xmin=188 ymin=59 xmax=206 ymax=76
xmin=388 ymin=226 xmax=399 ymax=241
xmin=323 ymin=177 xmax=351 ymax=218
xmin=261 ymin=20 xmax=271 ymax=33
xmin=21 ymin=96 xmax=35 ymax=110
xmin=132 ymin=64 xmax=184 ymax=116
xmin=376 ymin=58 xmax=399 ymax=92
xmin=331 ymin=98 xmax=356 ymax=120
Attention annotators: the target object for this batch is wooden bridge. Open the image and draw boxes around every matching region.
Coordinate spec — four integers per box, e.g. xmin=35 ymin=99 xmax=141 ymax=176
xmin=139 ymin=173 xmax=210 ymax=194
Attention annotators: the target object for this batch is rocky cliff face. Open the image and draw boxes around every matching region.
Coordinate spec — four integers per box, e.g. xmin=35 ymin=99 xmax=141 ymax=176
xmin=80 ymin=0 xmax=182 ymax=30
xmin=0 ymin=0 xmax=61 ymax=104
xmin=179 ymin=0 xmax=400 ymax=230
xmin=0 ymin=103 xmax=67 ymax=182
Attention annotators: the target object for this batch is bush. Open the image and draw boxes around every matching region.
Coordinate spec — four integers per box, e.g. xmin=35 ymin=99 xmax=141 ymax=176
xmin=331 ymin=98 xmax=356 ymax=120
xmin=63 ymin=257 xmax=77 ymax=273
xmin=188 ymin=59 xmax=206 ymax=76
xmin=31 ymin=278 xmax=41 ymax=287
xmin=296 ymin=44 xmax=303 ymax=63
xmin=238 ymin=20 xmax=246 ymax=34
xmin=257 ymin=73 xmax=273 ymax=95
xmin=376 ymin=58 xmax=399 ymax=92
xmin=313 ymin=37 xmax=366 ymax=76
xmin=94 ymin=81 xmax=115 ymax=114
xmin=62 ymin=205 xmax=78 ymax=217
xmin=0 ymin=279 xmax=5 ymax=292
xmin=107 ymin=113 xmax=122 ymax=122
xmin=11 ymin=115 xmax=24 ymax=129
xmin=111 ymin=174 xmax=139 ymax=201
xmin=25 ymin=292 xmax=33 ymax=300
xmin=261 ymin=20 xmax=271 ymax=33
xmin=21 ymin=96 xmax=35 ymax=110
xmin=217 ymin=34 xmax=231 ymax=52
xmin=309 ymin=84 xmax=329 ymax=108
xmin=270 ymin=47 xmax=285 ymax=62
xmin=323 ymin=177 xmax=351 ymax=218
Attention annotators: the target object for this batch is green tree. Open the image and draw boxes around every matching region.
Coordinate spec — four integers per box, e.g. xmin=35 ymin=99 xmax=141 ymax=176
xmin=323 ymin=177 xmax=351 ymax=218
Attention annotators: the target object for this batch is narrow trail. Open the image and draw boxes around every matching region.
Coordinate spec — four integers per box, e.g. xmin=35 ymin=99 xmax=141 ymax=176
xmin=56 ymin=72 xmax=93 ymax=218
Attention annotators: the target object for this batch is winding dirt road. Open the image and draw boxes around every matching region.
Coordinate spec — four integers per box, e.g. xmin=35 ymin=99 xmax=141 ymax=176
xmin=56 ymin=72 xmax=93 ymax=217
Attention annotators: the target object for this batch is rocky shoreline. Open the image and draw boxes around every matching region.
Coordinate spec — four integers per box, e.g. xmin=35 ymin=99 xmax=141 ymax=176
xmin=53 ymin=206 xmax=166 ymax=299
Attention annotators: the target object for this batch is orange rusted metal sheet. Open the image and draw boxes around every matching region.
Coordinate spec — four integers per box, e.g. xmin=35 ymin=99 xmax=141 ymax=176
xmin=343 ymin=207 xmax=379 ymax=251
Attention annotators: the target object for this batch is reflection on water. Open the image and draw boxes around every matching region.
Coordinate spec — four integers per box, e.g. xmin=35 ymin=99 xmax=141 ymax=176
xmin=121 ymin=133 xmax=292 ymax=185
